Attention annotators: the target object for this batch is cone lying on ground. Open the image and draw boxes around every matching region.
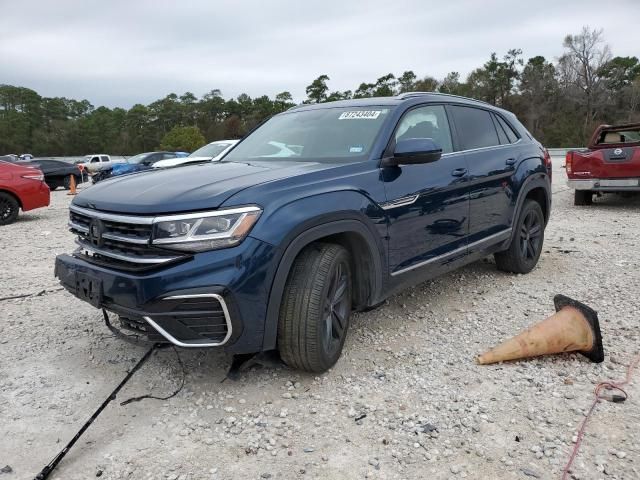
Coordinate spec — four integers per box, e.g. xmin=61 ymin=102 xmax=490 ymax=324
xmin=67 ymin=174 xmax=77 ymax=195
xmin=476 ymin=295 xmax=604 ymax=365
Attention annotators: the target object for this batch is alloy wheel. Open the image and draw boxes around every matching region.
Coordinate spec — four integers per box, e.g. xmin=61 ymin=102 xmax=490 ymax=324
xmin=323 ymin=261 xmax=350 ymax=356
xmin=519 ymin=210 xmax=542 ymax=261
xmin=0 ymin=197 xmax=15 ymax=221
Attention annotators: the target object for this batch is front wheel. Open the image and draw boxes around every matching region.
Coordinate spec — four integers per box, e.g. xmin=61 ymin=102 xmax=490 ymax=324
xmin=495 ymin=199 xmax=545 ymax=274
xmin=278 ymin=243 xmax=352 ymax=372
xmin=0 ymin=192 xmax=20 ymax=225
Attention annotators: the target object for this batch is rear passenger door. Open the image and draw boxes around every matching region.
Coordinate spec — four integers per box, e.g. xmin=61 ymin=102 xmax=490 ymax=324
xmin=448 ymin=105 xmax=519 ymax=245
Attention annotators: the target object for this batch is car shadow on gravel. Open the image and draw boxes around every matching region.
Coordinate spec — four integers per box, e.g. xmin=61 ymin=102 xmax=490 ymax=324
xmin=589 ymin=194 xmax=640 ymax=208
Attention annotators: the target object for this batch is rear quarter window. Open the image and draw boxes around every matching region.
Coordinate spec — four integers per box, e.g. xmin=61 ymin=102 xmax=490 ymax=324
xmin=495 ymin=114 xmax=520 ymax=143
xmin=449 ymin=106 xmax=499 ymax=150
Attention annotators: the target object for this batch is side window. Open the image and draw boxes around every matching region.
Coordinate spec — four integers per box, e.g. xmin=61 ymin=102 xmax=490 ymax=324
xmin=394 ymin=105 xmax=453 ymax=154
xmin=100 ymin=156 xmax=109 ymax=162
xmin=492 ymin=114 xmax=510 ymax=145
xmin=495 ymin=115 xmax=519 ymax=143
xmin=450 ymin=106 xmax=499 ymax=150
xmin=90 ymin=156 xmax=100 ymax=163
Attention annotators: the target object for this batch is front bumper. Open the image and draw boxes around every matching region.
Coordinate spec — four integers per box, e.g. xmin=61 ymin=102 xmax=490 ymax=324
xmin=568 ymin=178 xmax=640 ymax=191
xmin=54 ymin=236 xmax=276 ymax=353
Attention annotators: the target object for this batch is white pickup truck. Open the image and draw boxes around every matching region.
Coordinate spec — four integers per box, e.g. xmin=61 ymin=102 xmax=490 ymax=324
xmin=80 ymin=154 xmax=125 ymax=173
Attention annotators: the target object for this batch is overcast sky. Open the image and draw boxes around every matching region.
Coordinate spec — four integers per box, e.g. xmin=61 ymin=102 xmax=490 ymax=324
xmin=1 ymin=0 xmax=639 ymax=108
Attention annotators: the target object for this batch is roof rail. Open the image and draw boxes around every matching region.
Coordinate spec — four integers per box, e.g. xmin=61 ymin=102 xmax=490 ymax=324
xmin=396 ymin=91 xmax=494 ymax=106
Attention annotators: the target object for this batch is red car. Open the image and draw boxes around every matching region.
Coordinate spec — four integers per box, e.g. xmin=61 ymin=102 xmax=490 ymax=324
xmin=0 ymin=160 xmax=50 ymax=225
xmin=566 ymin=123 xmax=640 ymax=205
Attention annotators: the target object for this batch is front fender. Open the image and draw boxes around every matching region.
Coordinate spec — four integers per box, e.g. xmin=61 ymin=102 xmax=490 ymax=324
xmin=251 ymin=191 xmax=388 ymax=350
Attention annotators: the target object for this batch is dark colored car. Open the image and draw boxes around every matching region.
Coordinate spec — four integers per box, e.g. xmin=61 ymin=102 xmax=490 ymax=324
xmin=18 ymin=159 xmax=86 ymax=190
xmin=567 ymin=122 xmax=640 ymax=205
xmin=55 ymin=93 xmax=552 ymax=372
xmin=0 ymin=161 xmax=50 ymax=225
xmin=91 ymin=151 xmax=184 ymax=183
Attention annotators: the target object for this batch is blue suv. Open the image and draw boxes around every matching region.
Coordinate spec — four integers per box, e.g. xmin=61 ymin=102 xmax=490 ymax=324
xmin=55 ymin=93 xmax=552 ymax=372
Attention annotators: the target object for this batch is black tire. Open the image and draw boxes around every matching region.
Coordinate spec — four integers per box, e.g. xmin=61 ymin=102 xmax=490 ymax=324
xmin=494 ymin=200 xmax=545 ymax=274
xmin=45 ymin=181 xmax=58 ymax=191
xmin=278 ymin=243 xmax=352 ymax=372
xmin=63 ymin=175 xmax=73 ymax=190
xmin=574 ymin=190 xmax=593 ymax=206
xmin=0 ymin=192 xmax=20 ymax=226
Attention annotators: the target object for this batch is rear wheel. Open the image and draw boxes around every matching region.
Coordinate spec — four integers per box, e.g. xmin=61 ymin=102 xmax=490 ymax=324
xmin=0 ymin=192 xmax=20 ymax=225
xmin=574 ymin=190 xmax=593 ymax=206
xmin=278 ymin=243 xmax=352 ymax=372
xmin=495 ymin=199 xmax=544 ymax=274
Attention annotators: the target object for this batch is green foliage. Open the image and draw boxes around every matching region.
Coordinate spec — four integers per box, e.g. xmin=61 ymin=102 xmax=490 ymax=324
xmin=305 ymin=75 xmax=330 ymax=103
xmin=1 ymin=27 xmax=639 ymax=154
xmin=160 ymin=126 xmax=206 ymax=152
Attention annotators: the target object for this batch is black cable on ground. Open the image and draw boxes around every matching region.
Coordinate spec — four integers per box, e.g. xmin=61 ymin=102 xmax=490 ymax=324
xmin=120 ymin=346 xmax=186 ymax=405
xmin=33 ymin=344 xmax=160 ymax=480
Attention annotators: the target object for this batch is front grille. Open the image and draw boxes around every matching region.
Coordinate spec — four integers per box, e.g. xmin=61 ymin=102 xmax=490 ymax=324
xmin=69 ymin=205 xmax=185 ymax=270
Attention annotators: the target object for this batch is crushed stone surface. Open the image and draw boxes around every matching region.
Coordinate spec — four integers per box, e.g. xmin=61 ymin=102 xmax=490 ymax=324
xmin=0 ymin=160 xmax=638 ymax=480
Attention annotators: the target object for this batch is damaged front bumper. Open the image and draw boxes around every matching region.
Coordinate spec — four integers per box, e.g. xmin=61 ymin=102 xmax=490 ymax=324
xmin=54 ymin=236 xmax=276 ymax=353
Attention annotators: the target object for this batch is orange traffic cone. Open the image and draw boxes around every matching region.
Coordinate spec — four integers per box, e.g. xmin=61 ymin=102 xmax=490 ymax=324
xmin=476 ymin=295 xmax=604 ymax=365
xmin=67 ymin=175 xmax=77 ymax=196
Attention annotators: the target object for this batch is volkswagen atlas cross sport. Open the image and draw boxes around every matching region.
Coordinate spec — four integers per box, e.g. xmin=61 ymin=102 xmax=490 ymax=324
xmin=55 ymin=93 xmax=552 ymax=372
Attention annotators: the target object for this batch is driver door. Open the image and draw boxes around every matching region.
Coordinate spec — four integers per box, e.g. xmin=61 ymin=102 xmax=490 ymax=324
xmin=383 ymin=104 xmax=470 ymax=277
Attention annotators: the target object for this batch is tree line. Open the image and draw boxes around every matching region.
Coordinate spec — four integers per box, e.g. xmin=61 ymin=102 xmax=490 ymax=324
xmin=1 ymin=26 xmax=638 ymax=156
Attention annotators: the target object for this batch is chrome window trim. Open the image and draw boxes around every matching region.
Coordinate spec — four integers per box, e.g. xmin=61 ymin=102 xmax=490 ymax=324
xmin=441 ymin=139 xmax=522 ymax=157
xmin=143 ymin=294 xmax=233 ymax=347
xmin=74 ymin=240 xmax=180 ymax=265
xmin=391 ymin=228 xmax=512 ymax=276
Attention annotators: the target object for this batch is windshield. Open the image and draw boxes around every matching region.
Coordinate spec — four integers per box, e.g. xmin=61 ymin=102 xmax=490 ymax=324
xmin=224 ymin=107 xmax=393 ymax=163
xmin=189 ymin=143 xmax=232 ymax=158
xmin=127 ymin=153 xmax=152 ymax=164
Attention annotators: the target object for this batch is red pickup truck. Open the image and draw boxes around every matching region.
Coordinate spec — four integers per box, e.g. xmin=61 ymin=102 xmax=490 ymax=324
xmin=0 ymin=161 xmax=50 ymax=225
xmin=566 ymin=123 xmax=640 ymax=205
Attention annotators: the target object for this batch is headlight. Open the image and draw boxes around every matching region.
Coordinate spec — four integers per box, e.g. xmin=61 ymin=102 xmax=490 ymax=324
xmin=151 ymin=206 xmax=261 ymax=252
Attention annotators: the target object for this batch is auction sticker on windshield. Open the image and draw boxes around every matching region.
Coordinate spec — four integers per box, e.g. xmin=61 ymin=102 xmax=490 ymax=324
xmin=339 ymin=110 xmax=383 ymax=120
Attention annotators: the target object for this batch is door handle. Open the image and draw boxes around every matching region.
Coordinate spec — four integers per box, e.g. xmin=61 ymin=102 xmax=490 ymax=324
xmin=505 ymin=158 xmax=516 ymax=166
xmin=451 ymin=168 xmax=467 ymax=177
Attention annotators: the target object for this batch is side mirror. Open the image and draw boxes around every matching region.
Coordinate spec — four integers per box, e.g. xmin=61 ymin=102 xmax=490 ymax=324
xmin=382 ymin=138 xmax=443 ymax=167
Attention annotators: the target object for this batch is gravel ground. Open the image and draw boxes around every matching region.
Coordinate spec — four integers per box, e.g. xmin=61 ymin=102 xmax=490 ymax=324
xmin=1 ymin=159 xmax=639 ymax=480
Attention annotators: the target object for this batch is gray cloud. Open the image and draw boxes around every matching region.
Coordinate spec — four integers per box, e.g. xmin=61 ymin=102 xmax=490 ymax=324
xmin=1 ymin=0 xmax=638 ymax=107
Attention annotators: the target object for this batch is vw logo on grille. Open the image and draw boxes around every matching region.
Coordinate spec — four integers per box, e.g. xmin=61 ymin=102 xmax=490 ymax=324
xmin=88 ymin=218 xmax=105 ymax=247
xmin=614 ymin=148 xmax=623 ymax=155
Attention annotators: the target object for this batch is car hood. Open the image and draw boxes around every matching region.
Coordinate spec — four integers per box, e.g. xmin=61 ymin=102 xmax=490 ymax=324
xmin=72 ymin=159 xmax=334 ymax=214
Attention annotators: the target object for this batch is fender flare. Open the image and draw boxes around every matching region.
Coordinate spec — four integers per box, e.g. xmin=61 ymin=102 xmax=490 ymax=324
xmin=508 ymin=172 xmax=551 ymax=244
xmin=261 ymin=216 xmax=384 ymax=350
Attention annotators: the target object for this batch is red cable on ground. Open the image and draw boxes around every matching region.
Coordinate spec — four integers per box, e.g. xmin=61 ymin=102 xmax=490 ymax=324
xmin=562 ymin=353 xmax=640 ymax=479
